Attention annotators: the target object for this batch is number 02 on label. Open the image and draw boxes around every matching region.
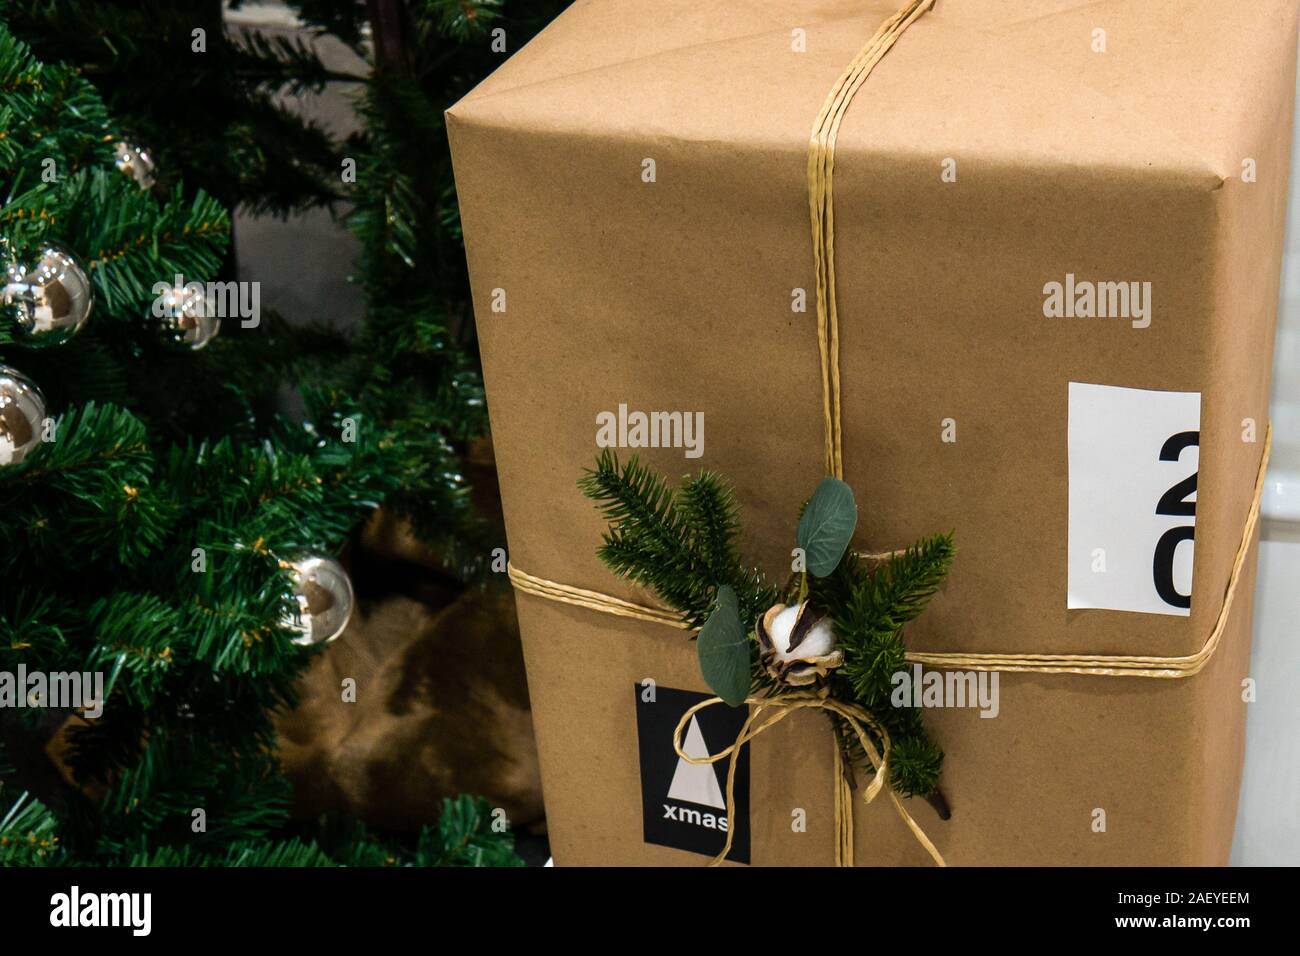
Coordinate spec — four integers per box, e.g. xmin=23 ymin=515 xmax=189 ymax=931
xmin=1152 ymin=430 xmax=1198 ymax=609
xmin=1067 ymin=382 xmax=1202 ymax=617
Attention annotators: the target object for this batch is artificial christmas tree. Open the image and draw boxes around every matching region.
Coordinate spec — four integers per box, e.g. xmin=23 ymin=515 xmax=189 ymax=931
xmin=3 ymin=0 xmax=575 ymax=854
xmin=0 ymin=22 xmax=519 ymax=866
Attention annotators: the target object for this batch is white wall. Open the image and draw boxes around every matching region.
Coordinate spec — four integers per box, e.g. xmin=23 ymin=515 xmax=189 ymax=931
xmin=1230 ymin=40 xmax=1300 ymax=866
xmin=227 ymin=1 xmax=366 ymax=335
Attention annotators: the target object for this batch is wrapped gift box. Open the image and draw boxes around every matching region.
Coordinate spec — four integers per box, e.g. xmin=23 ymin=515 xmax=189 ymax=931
xmin=448 ymin=0 xmax=1298 ymax=865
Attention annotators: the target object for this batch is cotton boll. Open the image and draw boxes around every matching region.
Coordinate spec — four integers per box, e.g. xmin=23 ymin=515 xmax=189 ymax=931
xmin=755 ymin=601 xmax=843 ymax=687
xmin=767 ymin=603 xmax=836 ymax=661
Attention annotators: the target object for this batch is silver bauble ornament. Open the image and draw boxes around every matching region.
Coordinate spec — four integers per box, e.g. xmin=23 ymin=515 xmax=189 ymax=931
xmin=0 ymin=366 xmax=47 ymax=466
xmin=114 ymin=141 xmax=157 ymax=190
xmin=154 ymin=283 xmax=220 ymax=350
xmin=3 ymin=245 xmax=94 ymax=346
xmin=282 ymin=554 xmax=354 ymax=646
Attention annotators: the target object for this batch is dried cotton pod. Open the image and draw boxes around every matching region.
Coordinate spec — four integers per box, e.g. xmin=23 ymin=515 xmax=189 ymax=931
xmin=755 ymin=601 xmax=843 ymax=687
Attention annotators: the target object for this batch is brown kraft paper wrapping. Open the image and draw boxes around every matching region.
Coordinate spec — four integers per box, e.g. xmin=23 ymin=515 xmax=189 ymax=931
xmin=446 ymin=0 xmax=1299 ymax=865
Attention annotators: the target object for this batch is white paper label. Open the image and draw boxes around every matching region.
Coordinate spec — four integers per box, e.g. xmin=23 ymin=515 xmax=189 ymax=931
xmin=1067 ymin=382 xmax=1201 ymax=616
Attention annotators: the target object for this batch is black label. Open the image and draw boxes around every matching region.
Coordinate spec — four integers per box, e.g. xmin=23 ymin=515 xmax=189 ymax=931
xmin=634 ymin=684 xmax=750 ymax=864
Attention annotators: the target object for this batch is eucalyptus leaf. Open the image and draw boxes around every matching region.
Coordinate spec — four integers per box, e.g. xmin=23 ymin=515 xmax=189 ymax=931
xmin=696 ymin=585 xmax=751 ymax=707
xmin=796 ymin=477 xmax=858 ymax=576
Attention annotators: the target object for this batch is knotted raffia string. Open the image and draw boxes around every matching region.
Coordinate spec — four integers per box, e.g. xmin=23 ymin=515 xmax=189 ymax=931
xmin=506 ymin=564 xmax=687 ymax=629
xmin=672 ymin=690 xmax=946 ymax=867
xmin=503 ymin=0 xmax=1273 ymax=864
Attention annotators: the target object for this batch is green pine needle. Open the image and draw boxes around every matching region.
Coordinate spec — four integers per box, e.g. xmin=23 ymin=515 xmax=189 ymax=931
xmin=580 ymin=451 xmax=777 ymax=629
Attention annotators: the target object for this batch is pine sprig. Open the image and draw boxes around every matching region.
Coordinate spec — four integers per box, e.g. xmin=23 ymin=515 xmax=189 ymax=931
xmin=888 ymin=731 xmax=945 ymax=799
xmin=581 ymin=451 xmax=689 ymax=557
xmin=580 ymin=451 xmax=776 ymax=629
xmin=424 ymin=794 xmax=525 ymax=867
xmin=0 ymin=403 xmax=162 ymax=574
xmin=0 ymin=790 xmax=62 ymax=865
xmin=813 ymin=535 xmax=955 ymax=796
xmin=679 ymin=469 xmax=743 ymax=580
xmin=71 ymin=175 xmax=229 ymax=313
xmin=0 ymin=29 xmax=112 ymax=184
xmin=419 ymin=0 xmax=505 ymax=42
xmin=821 ymin=533 xmax=955 ymax=710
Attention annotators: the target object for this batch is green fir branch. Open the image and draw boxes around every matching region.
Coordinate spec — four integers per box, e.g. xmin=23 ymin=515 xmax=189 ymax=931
xmin=579 ymin=451 xmax=776 ymax=629
xmin=0 ymin=790 xmax=63 ymax=865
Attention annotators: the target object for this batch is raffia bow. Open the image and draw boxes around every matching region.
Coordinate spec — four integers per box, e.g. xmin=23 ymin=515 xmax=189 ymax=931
xmin=673 ymin=691 xmax=946 ymax=867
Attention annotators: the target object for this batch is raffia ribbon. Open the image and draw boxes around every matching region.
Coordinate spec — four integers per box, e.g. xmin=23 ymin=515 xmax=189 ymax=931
xmin=504 ymin=0 xmax=1274 ymax=864
xmin=810 ymin=0 xmax=937 ymax=480
xmin=673 ymin=691 xmax=946 ymax=867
